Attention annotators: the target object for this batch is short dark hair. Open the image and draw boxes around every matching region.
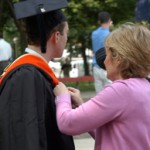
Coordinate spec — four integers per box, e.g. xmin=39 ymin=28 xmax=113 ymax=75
xmin=98 ymin=11 xmax=110 ymax=24
xmin=24 ymin=10 xmax=67 ymax=46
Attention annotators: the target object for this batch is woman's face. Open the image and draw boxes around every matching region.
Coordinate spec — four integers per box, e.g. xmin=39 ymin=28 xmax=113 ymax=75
xmin=104 ymin=49 xmax=122 ymax=81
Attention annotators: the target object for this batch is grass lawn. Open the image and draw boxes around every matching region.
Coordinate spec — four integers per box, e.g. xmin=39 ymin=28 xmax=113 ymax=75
xmin=65 ymin=81 xmax=95 ymax=92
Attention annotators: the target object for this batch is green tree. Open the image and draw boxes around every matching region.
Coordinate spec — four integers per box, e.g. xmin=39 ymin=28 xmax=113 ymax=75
xmin=65 ymin=0 xmax=137 ymax=75
xmin=0 ymin=0 xmax=137 ymax=75
xmin=0 ymin=0 xmax=27 ymax=59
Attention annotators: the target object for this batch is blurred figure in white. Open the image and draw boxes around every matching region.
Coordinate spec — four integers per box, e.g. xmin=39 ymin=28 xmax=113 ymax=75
xmin=0 ymin=32 xmax=12 ymax=75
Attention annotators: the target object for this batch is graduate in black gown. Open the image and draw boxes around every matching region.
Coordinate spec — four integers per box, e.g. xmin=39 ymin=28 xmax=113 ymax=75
xmin=0 ymin=0 xmax=75 ymax=150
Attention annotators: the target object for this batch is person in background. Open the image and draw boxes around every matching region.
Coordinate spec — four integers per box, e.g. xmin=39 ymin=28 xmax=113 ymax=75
xmin=0 ymin=32 xmax=12 ymax=75
xmin=59 ymin=57 xmax=71 ymax=77
xmin=91 ymin=11 xmax=112 ymax=93
xmin=0 ymin=0 xmax=75 ymax=150
xmin=54 ymin=24 xmax=150 ymax=150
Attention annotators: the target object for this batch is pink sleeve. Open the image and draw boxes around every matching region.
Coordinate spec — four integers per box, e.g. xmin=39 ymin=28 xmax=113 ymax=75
xmin=55 ymin=84 xmax=128 ymax=135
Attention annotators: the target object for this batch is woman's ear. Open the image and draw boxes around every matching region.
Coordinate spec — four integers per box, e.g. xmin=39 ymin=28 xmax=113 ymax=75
xmin=116 ymin=57 xmax=121 ymax=66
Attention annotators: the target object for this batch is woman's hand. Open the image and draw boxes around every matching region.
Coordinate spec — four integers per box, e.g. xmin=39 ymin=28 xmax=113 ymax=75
xmin=53 ymin=82 xmax=69 ymax=96
xmin=68 ymin=87 xmax=83 ymax=107
xmin=53 ymin=83 xmax=84 ymax=108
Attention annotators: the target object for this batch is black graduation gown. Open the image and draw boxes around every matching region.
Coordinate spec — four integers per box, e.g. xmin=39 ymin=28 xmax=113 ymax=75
xmin=0 ymin=64 xmax=75 ymax=150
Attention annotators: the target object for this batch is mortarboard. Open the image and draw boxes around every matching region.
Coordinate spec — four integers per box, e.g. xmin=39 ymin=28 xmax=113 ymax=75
xmin=14 ymin=0 xmax=68 ymax=53
xmin=95 ymin=47 xmax=106 ymax=70
xmin=14 ymin=0 xmax=68 ymax=19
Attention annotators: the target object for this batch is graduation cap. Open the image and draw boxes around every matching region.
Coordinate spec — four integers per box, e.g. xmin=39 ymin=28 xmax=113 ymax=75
xmin=95 ymin=47 xmax=106 ymax=70
xmin=14 ymin=0 xmax=68 ymax=53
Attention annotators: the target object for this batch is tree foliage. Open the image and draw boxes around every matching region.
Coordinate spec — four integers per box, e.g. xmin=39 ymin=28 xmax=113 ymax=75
xmin=65 ymin=0 xmax=137 ymax=75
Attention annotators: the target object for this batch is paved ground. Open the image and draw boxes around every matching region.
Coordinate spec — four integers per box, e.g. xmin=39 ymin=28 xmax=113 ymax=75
xmin=81 ymin=91 xmax=96 ymax=101
xmin=73 ymin=91 xmax=96 ymax=149
xmin=74 ymin=136 xmax=94 ymax=150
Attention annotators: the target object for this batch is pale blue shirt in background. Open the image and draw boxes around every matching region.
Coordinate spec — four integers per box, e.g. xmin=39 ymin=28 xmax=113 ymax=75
xmin=91 ymin=27 xmax=110 ymax=67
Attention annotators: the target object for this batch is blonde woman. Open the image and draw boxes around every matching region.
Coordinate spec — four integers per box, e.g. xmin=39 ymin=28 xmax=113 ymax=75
xmin=54 ymin=24 xmax=150 ymax=150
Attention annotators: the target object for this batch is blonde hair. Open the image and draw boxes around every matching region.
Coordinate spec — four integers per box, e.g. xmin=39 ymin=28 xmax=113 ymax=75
xmin=105 ymin=23 xmax=150 ymax=79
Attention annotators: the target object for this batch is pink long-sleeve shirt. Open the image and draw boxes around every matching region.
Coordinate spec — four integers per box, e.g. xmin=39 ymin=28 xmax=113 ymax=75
xmin=55 ymin=78 xmax=150 ymax=150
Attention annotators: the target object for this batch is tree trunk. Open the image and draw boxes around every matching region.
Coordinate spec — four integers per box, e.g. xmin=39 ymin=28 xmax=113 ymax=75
xmin=0 ymin=0 xmax=4 ymax=31
xmin=6 ymin=0 xmax=27 ymax=54
xmin=80 ymin=41 xmax=90 ymax=76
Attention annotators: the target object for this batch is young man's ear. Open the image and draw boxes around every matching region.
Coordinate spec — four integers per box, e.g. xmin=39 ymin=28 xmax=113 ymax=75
xmin=98 ymin=20 xmax=101 ymax=25
xmin=51 ymin=31 xmax=60 ymax=43
xmin=55 ymin=31 xmax=61 ymax=43
xmin=109 ymin=20 xmax=113 ymax=27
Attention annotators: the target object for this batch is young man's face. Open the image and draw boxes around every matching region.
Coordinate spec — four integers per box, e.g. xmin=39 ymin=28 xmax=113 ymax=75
xmin=46 ymin=22 xmax=69 ymax=59
xmin=58 ymin=22 xmax=69 ymax=55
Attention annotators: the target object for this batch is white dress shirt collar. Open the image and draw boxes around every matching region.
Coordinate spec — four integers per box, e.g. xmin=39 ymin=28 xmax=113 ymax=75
xmin=25 ymin=48 xmax=48 ymax=63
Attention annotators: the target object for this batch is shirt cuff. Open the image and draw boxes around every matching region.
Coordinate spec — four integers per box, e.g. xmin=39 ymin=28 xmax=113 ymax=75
xmin=55 ymin=93 xmax=71 ymax=105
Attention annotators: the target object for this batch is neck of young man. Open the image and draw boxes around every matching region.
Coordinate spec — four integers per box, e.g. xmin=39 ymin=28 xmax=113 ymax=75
xmin=101 ymin=23 xmax=110 ymax=29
